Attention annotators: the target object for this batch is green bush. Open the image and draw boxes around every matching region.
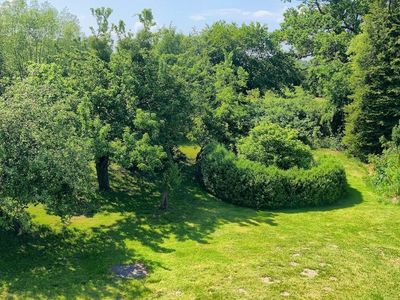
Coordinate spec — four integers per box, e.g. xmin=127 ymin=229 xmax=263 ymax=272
xmin=259 ymin=89 xmax=336 ymax=147
xmin=369 ymin=123 xmax=400 ymax=198
xmin=238 ymin=122 xmax=313 ymax=169
xmin=200 ymin=143 xmax=347 ymax=209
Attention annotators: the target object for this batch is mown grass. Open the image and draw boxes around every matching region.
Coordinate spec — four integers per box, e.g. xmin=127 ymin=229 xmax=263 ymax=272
xmin=0 ymin=149 xmax=399 ymax=299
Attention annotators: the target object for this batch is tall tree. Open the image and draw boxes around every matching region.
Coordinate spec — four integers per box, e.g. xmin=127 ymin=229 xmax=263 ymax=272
xmin=344 ymin=0 xmax=400 ymax=159
xmin=200 ymin=21 xmax=301 ymax=93
xmin=79 ymin=7 xmax=117 ymax=191
xmin=0 ymin=65 xmax=93 ymax=232
xmin=0 ymin=0 xmax=80 ymax=78
xmin=112 ymin=10 xmax=189 ymax=209
xmin=280 ymin=0 xmax=370 ymax=133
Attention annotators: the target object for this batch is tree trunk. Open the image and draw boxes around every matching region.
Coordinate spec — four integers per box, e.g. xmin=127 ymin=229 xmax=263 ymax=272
xmin=96 ymin=156 xmax=110 ymax=192
xmin=159 ymin=191 xmax=169 ymax=211
xmin=12 ymin=219 xmax=22 ymax=235
xmin=0 ymin=208 xmax=22 ymax=235
xmin=195 ymin=146 xmax=205 ymax=184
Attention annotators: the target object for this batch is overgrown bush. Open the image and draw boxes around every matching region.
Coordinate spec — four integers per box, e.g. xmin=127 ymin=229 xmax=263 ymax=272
xmin=369 ymin=123 xmax=400 ymax=198
xmin=238 ymin=122 xmax=313 ymax=169
xmin=258 ymin=89 xmax=336 ymax=147
xmin=200 ymin=143 xmax=347 ymax=209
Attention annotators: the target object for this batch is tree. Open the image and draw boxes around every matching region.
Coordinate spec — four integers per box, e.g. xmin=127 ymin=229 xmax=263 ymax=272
xmin=88 ymin=7 xmax=113 ymax=62
xmin=71 ymin=52 xmax=115 ymax=191
xmin=344 ymin=0 xmax=400 ymax=159
xmin=200 ymin=21 xmax=301 ymax=93
xmin=0 ymin=66 xmax=93 ymax=232
xmin=72 ymin=7 xmax=129 ymax=191
xmin=159 ymin=162 xmax=181 ymax=211
xmin=0 ymin=0 xmax=80 ymax=78
xmin=280 ymin=0 xmax=370 ymax=133
xmin=189 ymin=53 xmax=257 ymax=150
xmin=112 ymin=10 xmax=188 ymax=207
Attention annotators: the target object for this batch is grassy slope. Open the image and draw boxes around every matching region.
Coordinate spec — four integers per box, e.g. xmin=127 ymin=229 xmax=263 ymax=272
xmin=0 ymin=150 xmax=399 ymax=299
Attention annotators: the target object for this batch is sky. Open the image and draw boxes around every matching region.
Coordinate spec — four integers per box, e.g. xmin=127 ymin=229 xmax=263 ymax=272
xmin=36 ymin=0 xmax=297 ymax=34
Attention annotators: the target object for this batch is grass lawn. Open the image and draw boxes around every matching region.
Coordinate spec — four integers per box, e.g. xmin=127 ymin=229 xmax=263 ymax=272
xmin=1 ymin=149 xmax=400 ymax=299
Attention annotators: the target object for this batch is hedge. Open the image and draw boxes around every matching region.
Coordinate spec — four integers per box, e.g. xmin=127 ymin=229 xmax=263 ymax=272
xmin=199 ymin=143 xmax=347 ymax=209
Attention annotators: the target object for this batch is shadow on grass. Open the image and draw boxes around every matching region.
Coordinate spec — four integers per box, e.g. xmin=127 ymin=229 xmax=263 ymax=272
xmin=0 ymin=164 xmax=278 ymax=299
xmin=0 ymin=225 xmax=159 ymax=299
xmin=99 ymin=165 xmax=278 ymax=246
xmin=1 ymin=160 xmax=362 ymax=298
xmin=277 ymin=186 xmax=364 ymax=215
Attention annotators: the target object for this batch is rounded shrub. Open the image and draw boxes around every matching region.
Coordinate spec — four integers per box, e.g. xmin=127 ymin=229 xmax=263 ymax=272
xmin=238 ymin=122 xmax=313 ymax=169
xmin=200 ymin=143 xmax=347 ymax=209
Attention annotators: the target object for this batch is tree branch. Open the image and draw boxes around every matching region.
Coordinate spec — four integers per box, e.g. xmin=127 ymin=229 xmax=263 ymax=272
xmin=315 ymin=0 xmax=325 ymax=15
xmin=342 ymin=21 xmax=356 ymax=33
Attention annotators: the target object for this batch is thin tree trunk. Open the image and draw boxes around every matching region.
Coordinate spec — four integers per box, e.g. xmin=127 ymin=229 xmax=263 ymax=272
xmin=96 ymin=156 xmax=110 ymax=192
xmin=0 ymin=208 xmax=22 ymax=235
xmin=159 ymin=191 xmax=169 ymax=211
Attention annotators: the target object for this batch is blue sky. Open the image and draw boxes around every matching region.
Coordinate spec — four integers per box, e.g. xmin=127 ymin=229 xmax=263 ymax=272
xmin=42 ymin=0 xmax=297 ymax=34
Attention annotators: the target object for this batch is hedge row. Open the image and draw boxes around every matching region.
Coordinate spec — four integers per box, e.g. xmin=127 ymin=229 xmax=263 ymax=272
xmin=199 ymin=143 xmax=347 ymax=209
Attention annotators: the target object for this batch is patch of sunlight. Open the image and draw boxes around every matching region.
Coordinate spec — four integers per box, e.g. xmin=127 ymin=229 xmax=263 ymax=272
xmin=179 ymin=144 xmax=201 ymax=162
xmin=70 ymin=212 xmax=127 ymax=230
xmin=28 ymin=205 xmax=62 ymax=229
xmin=28 ymin=204 xmax=128 ymax=231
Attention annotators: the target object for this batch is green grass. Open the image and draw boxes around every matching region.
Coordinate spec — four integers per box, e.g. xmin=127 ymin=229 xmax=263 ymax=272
xmin=1 ymin=150 xmax=400 ymax=299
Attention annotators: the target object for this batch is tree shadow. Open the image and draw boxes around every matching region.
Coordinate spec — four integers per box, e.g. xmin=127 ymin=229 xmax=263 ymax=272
xmin=0 ymin=164 xmax=278 ymax=299
xmin=0 ymin=159 xmax=365 ymax=299
xmin=99 ymin=164 xmax=278 ymax=246
xmin=0 ymin=224 xmax=162 ymax=299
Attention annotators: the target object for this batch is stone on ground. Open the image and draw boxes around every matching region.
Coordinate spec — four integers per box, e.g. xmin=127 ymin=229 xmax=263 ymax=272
xmin=112 ymin=263 xmax=148 ymax=279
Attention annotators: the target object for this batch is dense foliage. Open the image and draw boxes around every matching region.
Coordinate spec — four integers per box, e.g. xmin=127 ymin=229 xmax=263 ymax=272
xmin=370 ymin=123 xmax=400 ymax=198
xmin=238 ymin=122 xmax=314 ymax=169
xmin=0 ymin=69 xmax=93 ymax=232
xmin=200 ymin=143 xmax=347 ymax=209
xmin=0 ymin=0 xmax=80 ymax=78
xmin=257 ymin=89 xmax=336 ymax=147
xmin=344 ymin=0 xmax=400 ymax=159
xmin=280 ymin=0 xmax=370 ymax=134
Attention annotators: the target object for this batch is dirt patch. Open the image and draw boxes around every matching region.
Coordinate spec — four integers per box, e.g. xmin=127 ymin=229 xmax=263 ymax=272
xmin=281 ymin=291 xmax=290 ymax=297
xmin=391 ymin=197 xmax=400 ymax=205
xmin=301 ymin=269 xmax=318 ymax=278
xmin=289 ymin=262 xmax=299 ymax=267
xmin=329 ymin=276 xmax=338 ymax=281
xmin=261 ymin=276 xmax=280 ymax=284
xmin=391 ymin=258 xmax=400 ymax=267
xmin=112 ymin=263 xmax=148 ymax=279
xmin=261 ymin=277 xmax=273 ymax=284
xmin=174 ymin=291 xmax=183 ymax=296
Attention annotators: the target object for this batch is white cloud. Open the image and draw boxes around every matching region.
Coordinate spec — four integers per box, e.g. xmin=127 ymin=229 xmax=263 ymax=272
xmin=132 ymin=21 xmax=159 ymax=33
xmin=133 ymin=21 xmax=144 ymax=32
xmin=190 ymin=8 xmax=280 ymax=22
xmin=190 ymin=15 xmax=206 ymax=21
xmin=253 ymin=10 xmax=275 ymax=18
